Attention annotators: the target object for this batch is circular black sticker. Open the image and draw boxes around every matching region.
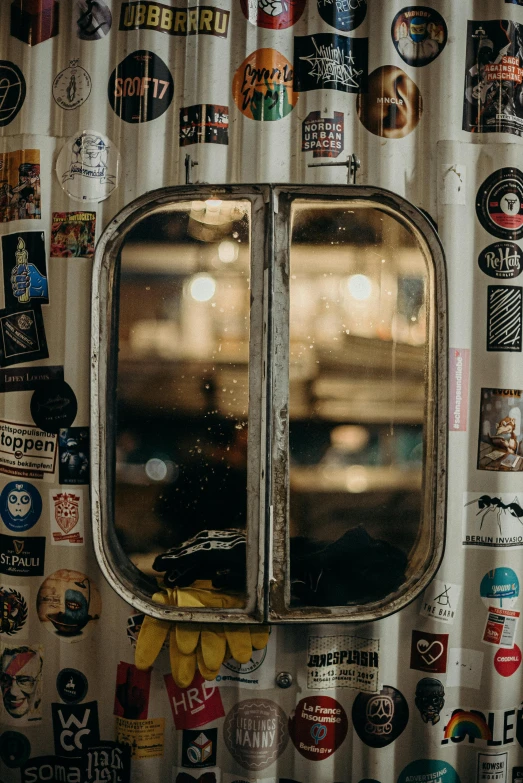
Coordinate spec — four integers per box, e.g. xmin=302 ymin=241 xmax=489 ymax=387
xmin=478 ymin=242 xmax=523 ymax=280
xmin=0 ymin=731 xmax=31 ymax=768
xmin=352 ymin=685 xmax=409 ymax=748
xmin=108 ymin=50 xmax=174 ymax=124
xmin=476 ymin=168 xmax=523 ymax=240
xmin=30 ymin=380 xmax=78 ymax=434
xmin=56 ymin=668 xmax=89 ymax=703
xmin=317 ymin=0 xmax=366 ymax=31
xmin=0 ymin=61 xmax=26 ymax=127
xmin=391 ymin=7 xmax=447 ymax=67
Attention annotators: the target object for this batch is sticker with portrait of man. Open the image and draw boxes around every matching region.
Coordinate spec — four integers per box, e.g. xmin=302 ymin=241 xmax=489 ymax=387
xmin=0 ymin=643 xmax=43 ymax=724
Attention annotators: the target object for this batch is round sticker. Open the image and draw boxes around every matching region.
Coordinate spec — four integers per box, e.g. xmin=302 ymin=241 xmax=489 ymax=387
xmin=56 ymin=130 xmax=120 ymax=202
xmin=397 ymin=759 xmax=461 ymax=783
xmin=56 ymin=667 xmax=89 ymax=703
xmin=476 ymin=168 xmax=523 ymax=240
xmin=0 ymin=586 xmax=28 ymax=636
xmin=478 ymin=242 xmax=523 ymax=280
xmin=224 ymin=699 xmax=288 ymax=770
xmin=37 ymin=569 xmax=102 ymax=642
xmin=357 ymin=65 xmax=422 ymax=138
xmin=76 ymin=0 xmax=112 ymax=40
xmin=108 ymin=51 xmax=174 ymax=124
xmin=317 ymin=0 xmax=366 ymax=32
xmin=352 ymin=685 xmax=409 ymax=748
xmin=494 ymin=644 xmax=522 ymax=676
xmin=288 ymin=696 xmax=348 ymax=761
xmin=480 ymin=567 xmax=519 ymax=608
xmin=391 ymin=7 xmax=447 ymax=67
xmin=0 ymin=731 xmax=31 ymax=769
xmin=0 ymin=481 xmax=42 ymax=532
xmin=232 ymin=49 xmax=297 ymax=122
xmin=240 ymin=0 xmax=306 ymax=29
xmin=52 ymin=62 xmax=92 ymax=110
xmin=30 ymin=380 xmax=78 ymax=434
xmin=222 ymin=646 xmax=267 ymax=674
xmin=0 ymin=61 xmax=26 ymax=127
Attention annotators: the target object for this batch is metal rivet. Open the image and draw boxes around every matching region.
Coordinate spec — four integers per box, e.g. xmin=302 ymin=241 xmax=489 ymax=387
xmin=276 ymin=671 xmax=292 ymax=689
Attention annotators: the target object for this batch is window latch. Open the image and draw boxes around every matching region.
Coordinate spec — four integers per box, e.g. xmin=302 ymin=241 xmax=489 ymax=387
xmin=308 ymin=153 xmax=361 ymax=184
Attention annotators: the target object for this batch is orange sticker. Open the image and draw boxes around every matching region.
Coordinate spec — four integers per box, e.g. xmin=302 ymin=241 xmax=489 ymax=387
xmin=232 ymin=48 xmax=297 ymax=121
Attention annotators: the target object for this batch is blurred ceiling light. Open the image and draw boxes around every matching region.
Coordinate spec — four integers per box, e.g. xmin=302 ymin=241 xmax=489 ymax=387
xmin=348 ymin=273 xmax=372 ymax=301
xmin=189 ymin=273 xmax=216 ymax=302
xmin=145 ymin=458 xmax=168 ymax=481
xmin=330 ymin=425 xmax=369 ymax=452
xmin=205 ymin=199 xmax=223 ymax=210
xmin=345 ymin=465 xmax=368 ymax=493
xmin=218 ymin=240 xmax=239 ymax=263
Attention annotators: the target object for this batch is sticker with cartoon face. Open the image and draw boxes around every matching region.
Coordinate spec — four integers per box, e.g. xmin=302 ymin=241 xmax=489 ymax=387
xmin=56 ymin=131 xmax=120 ymax=203
xmin=477 ymin=388 xmax=523 ymax=471
xmin=0 ymin=482 xmax=42 ymax=532
xmin=36 ymin=569 xmax=101 ymax=642
xmin=414 ymin=677 xmax=445 ymax=725
xmin=392 ymin=7 xmax=447 ymax=67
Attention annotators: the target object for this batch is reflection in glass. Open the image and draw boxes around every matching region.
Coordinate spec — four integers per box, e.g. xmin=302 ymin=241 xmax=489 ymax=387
xmin=288 ymin=201 xmax=428 ymax=607
xmin=115 ymin=200 xmax=251 ymax=602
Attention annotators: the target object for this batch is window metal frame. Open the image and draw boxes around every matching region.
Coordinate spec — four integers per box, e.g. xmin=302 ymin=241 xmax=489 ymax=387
xmin=91 ymin=185 xmax=270 ymax=623
xmin=91 ymin=183 xmax=447 ymax=625
xmin=268 ymin=185 xmax=448 ymax=623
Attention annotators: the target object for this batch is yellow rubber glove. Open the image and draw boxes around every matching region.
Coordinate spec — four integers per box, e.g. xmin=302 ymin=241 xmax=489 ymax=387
xmin=135 ymin=581 xmax=270 ymax=688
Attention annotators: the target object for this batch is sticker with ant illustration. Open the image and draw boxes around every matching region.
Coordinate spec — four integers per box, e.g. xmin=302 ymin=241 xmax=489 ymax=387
xmin=463 ymin=492 xmax=523 ymax=548
xmin=477 ymin=388 xmax=523 ymax=472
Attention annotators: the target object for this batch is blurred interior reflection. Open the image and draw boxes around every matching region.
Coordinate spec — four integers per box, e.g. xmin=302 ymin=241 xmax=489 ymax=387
xmin=288 ymin=201 xmax=428 ymax=606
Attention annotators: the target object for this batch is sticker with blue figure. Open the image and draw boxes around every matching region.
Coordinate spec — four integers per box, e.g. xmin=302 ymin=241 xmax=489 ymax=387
xmin=1 ymin=231 xmax=49 ymax=308
xmin=0 ymin=481 xmax=42 ymax=532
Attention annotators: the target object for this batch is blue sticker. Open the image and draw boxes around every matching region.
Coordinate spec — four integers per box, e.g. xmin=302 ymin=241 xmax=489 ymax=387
xmin=480 ymin=567 xmax=519 ymax=609
xmin=397 ymin=759 xmax=461 ymax=783
xmin=0 ymin=481 xmax=42 ymax=531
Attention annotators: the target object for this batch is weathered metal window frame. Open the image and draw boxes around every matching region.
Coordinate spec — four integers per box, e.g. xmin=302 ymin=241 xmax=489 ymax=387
xmin=91 ymin=185 xmax=269 ymax=624
xmin=91 ymin=183 xmax=447 ymax=625
xmin=267 ymin=185 xmax=448 ymax=623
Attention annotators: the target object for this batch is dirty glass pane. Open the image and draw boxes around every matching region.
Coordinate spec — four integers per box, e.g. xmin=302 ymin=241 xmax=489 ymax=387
xmin=115 ymin=200 xmax=250 ymax=603
xmin=288 ymin=201 xmax=428 ymax=607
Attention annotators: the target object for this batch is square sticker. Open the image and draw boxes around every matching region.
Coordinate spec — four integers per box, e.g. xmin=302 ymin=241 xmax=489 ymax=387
xmin=420 ymin=579 xmax=462 ymax=624
xmin=410 ymin=630 xmax=449 ymax=673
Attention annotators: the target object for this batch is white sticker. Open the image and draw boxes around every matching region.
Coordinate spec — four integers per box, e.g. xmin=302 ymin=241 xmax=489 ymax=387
xmin=477 ymin=752 xmax=507 ymax=783
xmin=483 ymin=606 xmax=520 ymax=648
xmin=56 ymin=130 xmax=120 ymax=203
xmin=216 ymin=628 xmax=276 ymax=690
xmin=463 ymin=492 xmax=523 ymax=548
xmin=420 ymin=579 xmax=462 ymax=624
xmin=446 ymin=647 xmax=484 ymax=689
xmin=439 ymin=163 xmax=466 ymax=205
xmin=49 ymin=488 xmax=84 ymax=545
xmin=306 ymin=635 xmax=379 ymax=692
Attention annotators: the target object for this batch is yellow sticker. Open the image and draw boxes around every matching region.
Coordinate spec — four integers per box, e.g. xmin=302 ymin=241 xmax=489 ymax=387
xmin=115 ymin=716 xmax=165 ymax=759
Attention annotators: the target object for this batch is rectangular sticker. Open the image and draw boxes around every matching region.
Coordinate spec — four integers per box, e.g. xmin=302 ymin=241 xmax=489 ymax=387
xmin=0 ymin=149 xmax=41 ymax=223
xmin=0 ymin=535 xmax=46 ymax=577
xmin=179 ymin=104 xmax=228 ymax=146
xmin=449 ymin=348 xmax=470 ymax=431
xmin=49 ymin=489 xmax=84 ymax=545
xmin=52 ymin=702 xmax=100 ymax=756
xmin=0 ymin=306 xmax=48 ymax=368
xmin=447 ymin=647 xmax=484 ymax=689
xmin=114 ymin=662 xmax=151 ymax=719
xmin=463 ymin=20 xmax=523 ymax=137
xmin=119 ymin=2 xmax=230 ymax=38
xmin=483 ymin=606 xmax=520 ymax=647
xmin=463 ymin=492 xmax=523 ymax=548
xmin=420 ymin=579 xmax=462 ymax=624
xmin=1 ymin=231 xmax=49 ymax=308
xmin=0 ymin=365 xmax=63 ymax=393
xmin=164 ymin=672 xmax=225 ymax=729
xmin=293 ymin=34 xmax=368 ymax=93
xmin=306 ymin=635 xmax=379 ymax=692
xmin=58 ymin=427 xmax=89 ymax=484
xmin=477 ymin=753 xmax=508 ymax=783
xmin=0 ymin=419 xmax=56 ymax=479
xmin=1 ymin=643 xmax=44 ymax=725
xmin=115 ymin=716 xmax=164 ymax=759
xmin=302 ymin=111 xmax=344 ymax=158
xmin=51 ymin=212 xmax=96 ymax=259
xmin=487 ymin=285 xmax=522 ymax=352
xmin=477 ymin=388 xmax=523 ymax=472
xmin=84 ymin=742 xmax=131 ymax=783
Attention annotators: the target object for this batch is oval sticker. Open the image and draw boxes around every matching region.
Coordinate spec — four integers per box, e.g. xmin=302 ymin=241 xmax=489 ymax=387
xmin=478 ymin=242 xmax=523 ymax=280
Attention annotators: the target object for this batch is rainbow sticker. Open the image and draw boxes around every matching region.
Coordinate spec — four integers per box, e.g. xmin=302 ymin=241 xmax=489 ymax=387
xmin=443 ymin=710 xmax=492 ymax=741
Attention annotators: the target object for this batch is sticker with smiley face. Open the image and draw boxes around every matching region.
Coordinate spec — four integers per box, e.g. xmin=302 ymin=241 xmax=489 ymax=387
xmin=36 ymin=569 xmax=101 ymax=643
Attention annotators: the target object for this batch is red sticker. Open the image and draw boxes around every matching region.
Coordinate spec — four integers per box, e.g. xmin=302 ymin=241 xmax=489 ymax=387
xmin=288 ymin=696 xmax=348 ymax=761
xmin=164 ymin=672 xmax=225 ymax=730
xmin=114 ymin=662 xmax=150 ymax=720
xmin=494 ymin=644 xmax=522 ymax=677
xmin=410 ymin=630 xmax=449 ymax=674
